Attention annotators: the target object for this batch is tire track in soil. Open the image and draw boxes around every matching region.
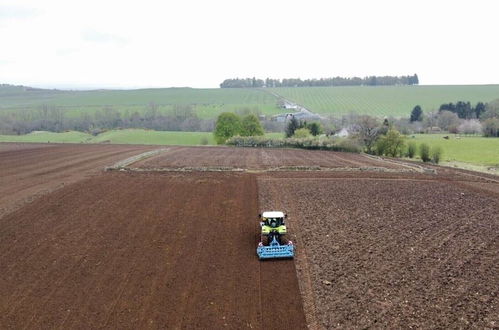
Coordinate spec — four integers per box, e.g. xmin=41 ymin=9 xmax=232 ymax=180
xmin=257 ymin=177 xmax=320 ymax=330
xmin=0 ymin=172 xmax=307 ymax=329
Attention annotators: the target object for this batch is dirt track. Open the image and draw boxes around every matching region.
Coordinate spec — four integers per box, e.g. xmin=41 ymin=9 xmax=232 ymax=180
xmin=0 ymin=143 xmax=154 ymax=218
xmin=0 ymin=171 xmax=306 ymax=329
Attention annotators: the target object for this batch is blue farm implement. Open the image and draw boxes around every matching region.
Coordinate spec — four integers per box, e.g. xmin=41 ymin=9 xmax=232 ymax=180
xmin=257 ymin=236 xmax=294 ymax=260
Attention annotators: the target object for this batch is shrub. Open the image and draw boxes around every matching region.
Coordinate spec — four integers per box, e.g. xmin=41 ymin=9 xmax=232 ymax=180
xmin=419 ymin=143 xmax=430 ymax=162
xmin=431 ymin=146 xmax=443 ymax=164
xmin=293 ymin=128 xmax=311 ymax=138
xmin=375 ymin=129 xmax=405 ymax=157
xmin=406 ymin=142 xmax=417 ymax=158
xmin=200 ymin=137 xmax=209 ymax=145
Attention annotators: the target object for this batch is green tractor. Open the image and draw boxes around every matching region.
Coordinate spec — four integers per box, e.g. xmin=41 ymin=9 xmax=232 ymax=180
xmin=257 ymin=211 xmax=294 ymax=259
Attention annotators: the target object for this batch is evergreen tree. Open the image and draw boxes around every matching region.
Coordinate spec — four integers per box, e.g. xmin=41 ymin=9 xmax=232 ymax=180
xmin=410 ymin=105 xmax=423 ymax=122
xmin=285 ymin=116 xmax=300 ymax=137
xmin=307 ymin=122 xmax=323 ymax=136
xmin=474 ymin=102 xmax=486 ymax=118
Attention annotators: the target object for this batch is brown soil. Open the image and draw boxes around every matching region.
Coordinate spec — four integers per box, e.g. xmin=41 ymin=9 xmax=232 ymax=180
xmin=2 ymin=144 xmax=498 ymax=329
xmin=135 ymin=146 xmax=407 ymax=170
xmin=258 ymin=174 xmax=499 ymax=329
xmin=0 ymin=171 xmax=306 ymax=329
xmin=0 ymin=143 xmax=155 ymax=219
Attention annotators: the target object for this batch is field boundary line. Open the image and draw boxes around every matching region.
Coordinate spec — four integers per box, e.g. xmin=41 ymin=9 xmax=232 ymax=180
xmin=105 ymin=148 xmax=169 ymax=170
xmin=110 ymin=165 xmax=427 ymax=174
xmin=362 ymin=153 xmax=437 ymax=174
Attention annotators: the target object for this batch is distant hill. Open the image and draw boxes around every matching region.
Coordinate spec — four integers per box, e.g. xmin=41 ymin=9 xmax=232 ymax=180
xmin=1 ymin=84 xmax=499 ymax=119
xmin=269 ymin=85 xmax=499 ymax=117
xmin=0 ymin=86 xmax=282 ymax=119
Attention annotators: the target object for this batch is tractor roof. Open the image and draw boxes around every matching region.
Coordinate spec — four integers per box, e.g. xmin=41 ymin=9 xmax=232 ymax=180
xmin=262 ymin=211 xmax=284 ymax=218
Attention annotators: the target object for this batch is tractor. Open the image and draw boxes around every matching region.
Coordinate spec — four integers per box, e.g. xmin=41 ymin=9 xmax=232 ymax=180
xmin=256 ymin=211 xmax=294 ymax=260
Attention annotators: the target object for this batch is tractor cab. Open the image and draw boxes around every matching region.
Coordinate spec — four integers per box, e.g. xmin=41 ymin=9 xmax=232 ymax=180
xmin=260 ymin=211 xmax=287 ymax=235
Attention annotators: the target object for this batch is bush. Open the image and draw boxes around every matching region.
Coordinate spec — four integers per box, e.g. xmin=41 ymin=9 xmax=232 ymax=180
xmin=200 ymin=137 xmax=209 ymax=145
xmin=419 ymin=143 xmax=431 ymax=162
xmin=406 ymin=142 xmax=417 ymax=158
xmin=431 ymin=146 xmax=443 ymax=164
xmin=375 ymin=129 xmax=405 ymax=157
xmin=293 ymin=128 xmax=311 ymax=138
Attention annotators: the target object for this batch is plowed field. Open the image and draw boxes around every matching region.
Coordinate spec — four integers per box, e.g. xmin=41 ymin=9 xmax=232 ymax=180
xmin=0 ymin=172 xmax=306 ymax=329
xmin=134 ymin=146 xmax=406 ymax=170
xmin=1 ymin=143 xmax=498 ymax=329
xmin=0 ymin=143 xmax=154 ymax=218
xmin=258 ymin=174 xmax=499 ymax=329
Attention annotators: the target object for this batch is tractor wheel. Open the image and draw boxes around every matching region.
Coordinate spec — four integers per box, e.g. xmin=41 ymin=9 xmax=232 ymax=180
xmin=260 ymin=235 xmax=269 ymax=246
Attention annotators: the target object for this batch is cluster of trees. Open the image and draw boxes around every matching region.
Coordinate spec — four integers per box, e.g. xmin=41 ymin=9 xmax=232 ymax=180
xmin=213 ymin=112 xmax=264 ymax=144
xmin=407 ymin=100 xmax=499 ymax=137
xmin=220 ymin=74 xmax=419 ymax=88
xmin=0 ymin=104 xmax=215 ymax=135
xmin=344 ymin=115 xmax=444 ymax=162
xmin=439 ymin=101 xmax=486 ymax=119
xmin=285 ymin=117 xmax=323 ymax=138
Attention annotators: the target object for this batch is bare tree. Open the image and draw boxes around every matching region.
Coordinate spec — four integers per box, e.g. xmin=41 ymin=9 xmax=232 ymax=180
xmin=350 ymin=115 xmax=381 ymax=153
xmin=437 ymin=110 xmax=460 ymax=132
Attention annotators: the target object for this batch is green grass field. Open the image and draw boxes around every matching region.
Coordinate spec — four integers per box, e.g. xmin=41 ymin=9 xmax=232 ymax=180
xmin=0 ymin=130 xmax=216 ymax=145
xmin=408 ymin=134 xmax=499 ymax=167
xmin=270 ymin=85 xmax=499 ymax=117
xmin=0 ymin=86 xmax=282 ymax=119
xmin=0 ymin=130 xmax=285 ymax=146
xmin=3 ymin=84 xmax=499 ymax=119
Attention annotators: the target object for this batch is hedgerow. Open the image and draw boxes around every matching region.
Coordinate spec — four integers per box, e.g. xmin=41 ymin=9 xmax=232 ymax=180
xmin=225 ymin=136 xmax=361 ymax=153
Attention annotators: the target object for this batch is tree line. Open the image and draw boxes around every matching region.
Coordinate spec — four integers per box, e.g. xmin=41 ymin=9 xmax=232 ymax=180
xmin=438 ymin=101 xmax=486 ymax=119
xmin=220 ymin=74 xmax=419 ymax=88
xmin=409 ymin=99 xmax=499 ymax=137
xmin=0 ymin=104 xmax=215 ymax=135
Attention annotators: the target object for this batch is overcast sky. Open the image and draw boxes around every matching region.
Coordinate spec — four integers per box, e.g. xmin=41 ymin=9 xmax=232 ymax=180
xmin=1 ymin=0 xmax=498 ymax=89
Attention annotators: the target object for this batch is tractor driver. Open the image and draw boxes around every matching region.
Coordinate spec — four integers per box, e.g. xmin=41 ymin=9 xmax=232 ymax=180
xmin=265 ymin=217 xmax=283 ymax=228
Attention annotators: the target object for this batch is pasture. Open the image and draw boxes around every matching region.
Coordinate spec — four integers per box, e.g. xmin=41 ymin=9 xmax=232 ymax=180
xmin=0 ymin=130 xmax=216 ymax=145
xmin=0 ymin=130 xmax=284 ymax=145
xmin=409 ymin=134 xmax=499 ymax=167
